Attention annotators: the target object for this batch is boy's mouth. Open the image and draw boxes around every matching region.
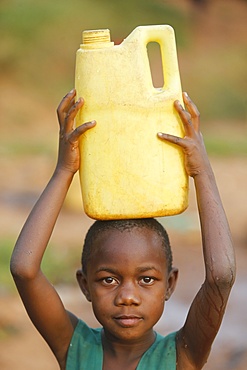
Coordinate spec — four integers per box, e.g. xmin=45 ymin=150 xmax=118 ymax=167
xmin=114 ymin=315 xmax=143 ymax=327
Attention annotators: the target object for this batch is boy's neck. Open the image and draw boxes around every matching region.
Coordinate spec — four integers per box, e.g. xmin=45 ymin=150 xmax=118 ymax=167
xmin=101 ymin=329 xmax=156 ymax=369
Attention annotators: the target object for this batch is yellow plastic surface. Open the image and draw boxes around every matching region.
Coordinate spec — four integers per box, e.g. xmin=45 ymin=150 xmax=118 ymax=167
xmin=75 ymin=25 xmax=188 ymax=220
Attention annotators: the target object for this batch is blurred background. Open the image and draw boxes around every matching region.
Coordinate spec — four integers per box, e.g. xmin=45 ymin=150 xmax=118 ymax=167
xmin=0 ymin=0 xmax=247 ymax=369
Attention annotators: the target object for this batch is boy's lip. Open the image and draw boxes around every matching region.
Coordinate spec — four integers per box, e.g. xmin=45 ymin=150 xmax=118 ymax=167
xmin=113 ymin=315 xmax=143 ymax=327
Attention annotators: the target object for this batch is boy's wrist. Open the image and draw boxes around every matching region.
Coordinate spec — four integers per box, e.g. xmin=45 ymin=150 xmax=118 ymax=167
xmin=190 ymin=158 xmax=214 ymax=180
xmin=53 ymin=166 xmax=75 ymax=183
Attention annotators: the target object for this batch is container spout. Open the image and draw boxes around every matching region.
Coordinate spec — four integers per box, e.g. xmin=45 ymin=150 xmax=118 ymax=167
xmin=81 ymin=29 xmax=114 ymax=49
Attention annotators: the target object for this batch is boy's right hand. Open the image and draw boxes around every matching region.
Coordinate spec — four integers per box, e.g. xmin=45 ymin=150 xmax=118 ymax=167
xmin=56 ymin=89 xmax=96 ymax=174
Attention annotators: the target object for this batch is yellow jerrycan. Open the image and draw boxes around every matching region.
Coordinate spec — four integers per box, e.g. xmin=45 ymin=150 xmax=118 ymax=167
xmin=75 ymin=25 xmax=188 ymax=220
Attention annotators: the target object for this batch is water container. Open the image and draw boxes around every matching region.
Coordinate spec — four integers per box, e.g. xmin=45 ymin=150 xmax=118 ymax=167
xmin=75 ymin=25 xmax=188 ymax=220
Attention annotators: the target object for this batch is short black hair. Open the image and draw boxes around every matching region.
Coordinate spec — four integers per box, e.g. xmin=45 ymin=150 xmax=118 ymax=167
xmin=81 ymin=218 xmax=173 ymax=275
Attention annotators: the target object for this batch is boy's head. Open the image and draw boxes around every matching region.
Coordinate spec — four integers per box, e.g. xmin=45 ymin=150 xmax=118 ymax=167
xmin=81 ymin=218 xmax=173 ymax=275
xmin=77 ymin=218 xmax=178 ymax=341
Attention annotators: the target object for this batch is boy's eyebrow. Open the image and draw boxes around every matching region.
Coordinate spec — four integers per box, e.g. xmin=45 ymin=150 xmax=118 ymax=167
xmin=95 ymin=267 xmax=118 ymax=274
xmin=95 ymin=266 xmax=160 ymax=274
xmin=135 ymin=266 xmax=160 ymax=273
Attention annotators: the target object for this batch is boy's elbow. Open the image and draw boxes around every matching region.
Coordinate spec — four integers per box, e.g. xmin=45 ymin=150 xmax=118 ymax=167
xmin=222 ymin=257 xmax=236 ymax=288
xmin=218 ymin=270 xmax=235 ymax=290
xmin=208 ymin=265 xmax=236 ymax=291
xmin=209 ymin=249 xmax=236 ymax=290
xmin=10 ymin=256 xmax=38 ymax=281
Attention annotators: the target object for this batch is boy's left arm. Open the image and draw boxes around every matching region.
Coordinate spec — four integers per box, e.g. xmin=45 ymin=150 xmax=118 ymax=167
xmin=158 ymin=93 xmax=236 ymax=369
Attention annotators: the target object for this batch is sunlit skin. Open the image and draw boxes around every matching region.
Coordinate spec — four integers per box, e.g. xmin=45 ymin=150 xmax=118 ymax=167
xmin=77 ymin=228 xmax=178 ymax=351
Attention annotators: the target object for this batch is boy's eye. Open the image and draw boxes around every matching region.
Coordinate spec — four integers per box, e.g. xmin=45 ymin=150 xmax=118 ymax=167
xmin=102 ymin=277 xmax=118 ymax=285
xmin=140 ymin=277 xmax=155 ymax=285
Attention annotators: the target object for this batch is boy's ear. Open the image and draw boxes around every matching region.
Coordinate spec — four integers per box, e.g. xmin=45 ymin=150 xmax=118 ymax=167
xmin=76 ymin=269 xmax=92 ymax=302
xmin=165 ymin=267 xmax=179 ymax=301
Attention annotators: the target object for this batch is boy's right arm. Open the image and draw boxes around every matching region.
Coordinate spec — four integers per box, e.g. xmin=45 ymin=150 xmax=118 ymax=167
xmin=10 ymin=90 xmax=96 ymax=367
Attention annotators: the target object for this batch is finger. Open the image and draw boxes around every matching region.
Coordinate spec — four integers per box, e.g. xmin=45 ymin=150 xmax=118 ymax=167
xmin=157 ymin=132 xmax=188 ymax=149
xmin=69 ymin=120 xmax=96 ymax=142
xmin=174 ymin=100 xmax=195 ymax=137
xmin=183 ymin=92 xmax=200 ymax=132
xmin=57 ymin=89 xmax=76 ymax=124
xmin=59 ymin=89 xmax=76 ymax=111
xmin=64 ymin=97 xmax=85 ymax=132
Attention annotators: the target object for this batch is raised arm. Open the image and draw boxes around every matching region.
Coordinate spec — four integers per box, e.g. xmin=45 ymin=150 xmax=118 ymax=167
xmin=10 ymin=90 xmax=96 ymax=368
xmin=158 ymin=93 xmax=236 ymax=369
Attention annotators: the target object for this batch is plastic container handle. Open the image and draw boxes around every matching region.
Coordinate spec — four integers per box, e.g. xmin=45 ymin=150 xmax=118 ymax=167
xmin=136 ymin=25 xmax=181 ymax=91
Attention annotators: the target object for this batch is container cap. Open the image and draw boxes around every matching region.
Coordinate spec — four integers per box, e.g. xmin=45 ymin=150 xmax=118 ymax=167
xmin=81 ymin=29 xmax=114 ymax=49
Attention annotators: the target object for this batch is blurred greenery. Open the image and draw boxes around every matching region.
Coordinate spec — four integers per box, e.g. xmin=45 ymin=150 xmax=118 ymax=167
xmin=1 ymin=0 xmax=246 ymax=117
xmin=182 ymin=48 xmax=247 ymax=121
xmin=205 ymin=137 xmax=247 ymax=156
xmin=41 ymin=242 xmax=81 ymax=285
xmin=1 ymin=141 xmax=54 ymax=157
xmin=0 ymin=239 xmax=14 ymax=292
xmin=0 ymin=238 xmax=80 ymax=291
xmin=0 ymin=0 xmax=189 ymax=101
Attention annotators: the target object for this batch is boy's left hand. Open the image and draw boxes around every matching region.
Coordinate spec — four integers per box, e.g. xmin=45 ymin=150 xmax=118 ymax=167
xmin=158 ymin=92 xmax=210 ymax=178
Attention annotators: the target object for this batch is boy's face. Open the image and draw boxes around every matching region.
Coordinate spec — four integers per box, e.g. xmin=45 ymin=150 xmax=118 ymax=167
xmin=77 ymin=227 xmax=178 ymax=344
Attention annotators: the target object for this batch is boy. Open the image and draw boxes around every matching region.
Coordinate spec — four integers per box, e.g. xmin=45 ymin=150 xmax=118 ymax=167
xmin=10 ymin=90 xmax=236 ymax=369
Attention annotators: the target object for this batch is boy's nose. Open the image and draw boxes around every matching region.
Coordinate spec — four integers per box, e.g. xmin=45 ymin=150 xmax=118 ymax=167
xmin=114 ymin=282 xmax=141 ymax=306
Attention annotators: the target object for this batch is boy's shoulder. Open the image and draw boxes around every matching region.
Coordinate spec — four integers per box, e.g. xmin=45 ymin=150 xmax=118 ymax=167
xmin=66 ymin=320 xmax=102 ymax=369
xmin=138 ymin=331 xmax=177 ymax=369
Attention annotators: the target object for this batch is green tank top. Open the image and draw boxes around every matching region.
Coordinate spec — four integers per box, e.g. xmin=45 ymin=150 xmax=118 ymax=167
xmin=66 ymin=320 xmax=177 ymax=369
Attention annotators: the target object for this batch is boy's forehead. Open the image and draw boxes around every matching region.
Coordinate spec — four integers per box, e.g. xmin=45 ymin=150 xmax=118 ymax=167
xmin=91 ymin=226 xmax=165 ymax=258
xmin=85 ymin=227 xmax=169 ymax=276
xmin=95 ymin=225 xmax=161 ymax=241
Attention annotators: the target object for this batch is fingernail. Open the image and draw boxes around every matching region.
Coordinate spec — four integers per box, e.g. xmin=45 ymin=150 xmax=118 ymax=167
xmin=184 ymin=92 xmax=189 ymax=98
xmin=175 ymin=100 xmax=183 ymax=109
xmin=69 ymin=88 xmax=75 ymax=94
xmin=176 ymin=101 xmax=183 ymax=110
